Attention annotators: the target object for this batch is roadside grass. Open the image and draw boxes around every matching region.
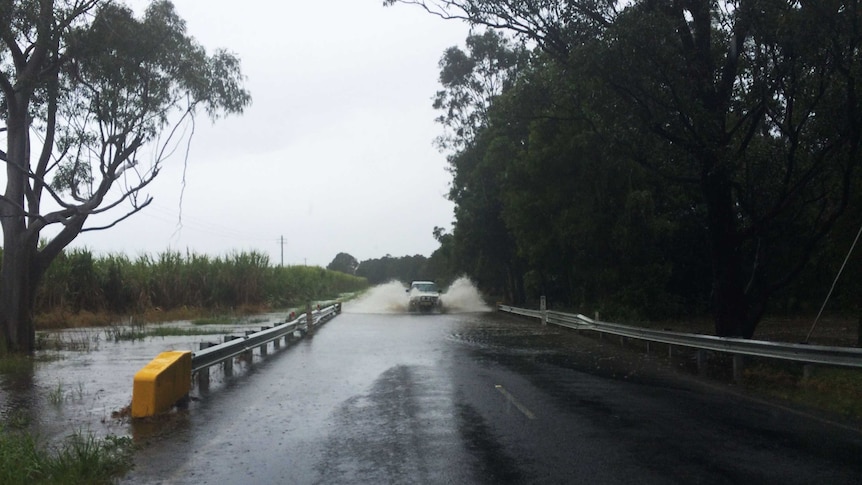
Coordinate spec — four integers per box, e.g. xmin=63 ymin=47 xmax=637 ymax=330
xmin=556 ymin=313 xmax=862 ymax=425
xmin=644 ymin=315 xmax=862 ymax=422
xmin=0 ymin=353 xmax=36 ymax=375
xmin=742 ymin=363 xmax=862 ymax=421
xmin=34 ymin=310 xmax=115 ymax=330
xmin=0 ymin=429 xmax=133 ymax=485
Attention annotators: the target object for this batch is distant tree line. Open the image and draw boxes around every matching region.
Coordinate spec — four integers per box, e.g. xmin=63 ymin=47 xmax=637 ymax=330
xmin=327 ymin=244 xmax=458 ymax=288
xmin=386 ymin=1 xmax=862 ymax=339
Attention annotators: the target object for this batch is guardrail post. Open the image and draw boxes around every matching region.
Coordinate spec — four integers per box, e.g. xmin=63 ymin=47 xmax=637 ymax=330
xmin=540 ymin=296 xmax=547 ymax=325
xmin=223 ymin=335 xmax=238 ymax=376
xmin=697 ymin=350 xmax=707 ymax=376
xmin=259 ymin=327 xmax=271 ymax=356
xmin=733 ymin=354 xmax=744 ymax=383
xmin=803 ymin=364 xmax=814 ymax=380
xmin=306 ymin=303 xmax=314 ymax=332
xmin=244 ymin=330 xmax=255 ymax=361
xmin=197 ymin=342 xmax=216 ymax=391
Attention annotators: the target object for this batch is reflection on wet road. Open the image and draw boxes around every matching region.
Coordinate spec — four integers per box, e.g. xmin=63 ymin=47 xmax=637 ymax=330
xmin=118 ymin=311 xmax=862 ymax=484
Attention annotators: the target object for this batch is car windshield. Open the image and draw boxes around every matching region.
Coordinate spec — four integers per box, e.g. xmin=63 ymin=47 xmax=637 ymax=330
xmin=412 ymin=283 xmax=438 ymax=292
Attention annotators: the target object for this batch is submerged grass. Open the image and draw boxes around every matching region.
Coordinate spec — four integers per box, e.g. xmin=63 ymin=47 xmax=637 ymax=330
xmin=104 ymin=323 xmax=234 ymax=342
xmin=193 ymin=314 xmax=269 ymax=326
xmin=0 ymin=429 xmax=133 ymax=485
xmin=192 ymin=315 xmax=235 ymax=326
xmin=145 ymin=326 xmax=230 ymax=338
xmin=35 ymin=331 xmax=97 ymax=352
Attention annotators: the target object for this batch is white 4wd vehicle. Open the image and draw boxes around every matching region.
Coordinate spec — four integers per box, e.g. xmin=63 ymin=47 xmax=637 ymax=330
xmin=407 ymin=281 xmax=443 ymax=313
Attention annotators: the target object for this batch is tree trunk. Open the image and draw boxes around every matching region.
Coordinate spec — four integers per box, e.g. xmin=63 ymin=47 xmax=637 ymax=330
xmin=1 ymin=93 xmax=38 ymax=353
xmin=0 ymin=236 xmax=38 ymax=354
xmin=703 ymin=166 xmax=752 ymax=338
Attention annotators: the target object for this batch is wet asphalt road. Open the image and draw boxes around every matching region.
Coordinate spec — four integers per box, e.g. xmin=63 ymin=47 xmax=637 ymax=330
xmin=121 ymin=311 xmax=862 ymax=484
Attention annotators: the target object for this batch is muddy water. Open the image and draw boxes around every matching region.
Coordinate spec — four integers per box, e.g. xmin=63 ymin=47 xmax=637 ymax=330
xmin=0 ymin=278 xmax=491 ymax=445
xmin=0 ymin=313 xmax=290 ymax=444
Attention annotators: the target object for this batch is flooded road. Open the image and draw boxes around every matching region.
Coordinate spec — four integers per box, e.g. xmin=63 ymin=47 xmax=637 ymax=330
xmin=117 ymin=309 xmax=862 ymax=484
xmin=3 ymin=280 xmax=861 ymax=483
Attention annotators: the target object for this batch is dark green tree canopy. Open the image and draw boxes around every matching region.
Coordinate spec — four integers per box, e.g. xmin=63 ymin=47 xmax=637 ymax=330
xmin=389 ymin=0 xmax=862 ymax=338
xmin=356 ymin=254 xmax=431 ymax=286
xmin=327 ymin=252 xmax=359 ymax=275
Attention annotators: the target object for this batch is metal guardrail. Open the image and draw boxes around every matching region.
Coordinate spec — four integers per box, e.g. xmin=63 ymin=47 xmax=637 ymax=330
xmin=498 ymin=305 xmax=543 ymax=319
xmin=500 ymin=305 xmax=862 ymax=369
xmin=192 ymin=304 xmax=339 ymax=373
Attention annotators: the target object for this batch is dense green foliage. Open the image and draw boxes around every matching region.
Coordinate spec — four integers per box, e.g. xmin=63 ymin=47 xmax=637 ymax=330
xmin=355 ymin=245 xmax=458 ymax=288
xmin=389 ymin=1 xmax=862 ymax=337
xmin=356 ymin=254 xmax=432 ymax=285
xmin=0 ymin=429 xmax=133 ymax=485
xmin=326 ymin=252 xmax=360 ymax=275
xmin=29 ymin=248 xmax=367 ymax=323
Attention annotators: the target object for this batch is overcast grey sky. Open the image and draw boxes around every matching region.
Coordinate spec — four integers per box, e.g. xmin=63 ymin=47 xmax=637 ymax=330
xmin=62 ymin=0 xmax=472 ymax=267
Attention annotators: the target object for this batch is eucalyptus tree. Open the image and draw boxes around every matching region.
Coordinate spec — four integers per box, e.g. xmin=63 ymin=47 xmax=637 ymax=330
xmin=388 ymin=0 xmax=862 ymax=337
xmin=0 ymin=0 xmax=250 ymax=352
xmin=434 ymin=30 xmax=529 ymax=303
xmin=433 ymin=29 xmax=529 ymax=151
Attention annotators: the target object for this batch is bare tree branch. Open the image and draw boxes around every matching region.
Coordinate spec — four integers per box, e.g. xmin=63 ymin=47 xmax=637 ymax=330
xmin=81 ymin=196 xmax=153 ymax=232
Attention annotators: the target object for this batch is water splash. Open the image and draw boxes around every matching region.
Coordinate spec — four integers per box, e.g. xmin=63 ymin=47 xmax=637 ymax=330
xmin=343 ymin=277 xmax=489 ymax=314
xmin=343 ymin=281 xmax=409 ymax=314
xmin=441 ymin=277 xmax=490 ymax=313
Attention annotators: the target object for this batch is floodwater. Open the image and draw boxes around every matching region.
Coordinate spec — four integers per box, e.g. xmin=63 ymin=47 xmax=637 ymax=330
xmin=0 ymin=277 xmax=490 ymax=446
xmin=0 ymin=313 xmax=291 ymax=444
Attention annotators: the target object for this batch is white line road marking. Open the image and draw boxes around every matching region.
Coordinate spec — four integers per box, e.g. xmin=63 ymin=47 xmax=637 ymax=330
xmin=495 ymin=384 xmax=536 ymax=420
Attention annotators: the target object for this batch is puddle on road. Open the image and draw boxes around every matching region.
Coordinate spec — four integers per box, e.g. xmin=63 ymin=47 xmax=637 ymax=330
xmin=343 ymin=277 xmax=490 ymax=314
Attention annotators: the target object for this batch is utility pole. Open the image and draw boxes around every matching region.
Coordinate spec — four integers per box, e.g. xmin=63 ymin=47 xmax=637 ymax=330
xmin=279 ymin=235 xmax=286 ymax=267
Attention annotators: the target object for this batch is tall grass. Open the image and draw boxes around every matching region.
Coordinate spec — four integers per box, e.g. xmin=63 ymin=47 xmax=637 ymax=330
xmin=32 ymin=248 xmax=367 ymax=328
xmin=0 ymin=429 xmax=133 ymax=485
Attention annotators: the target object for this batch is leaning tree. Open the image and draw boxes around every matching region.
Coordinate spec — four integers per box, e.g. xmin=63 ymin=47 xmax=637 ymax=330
xmin=0 ymin=0 xmax=251 ymax=352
